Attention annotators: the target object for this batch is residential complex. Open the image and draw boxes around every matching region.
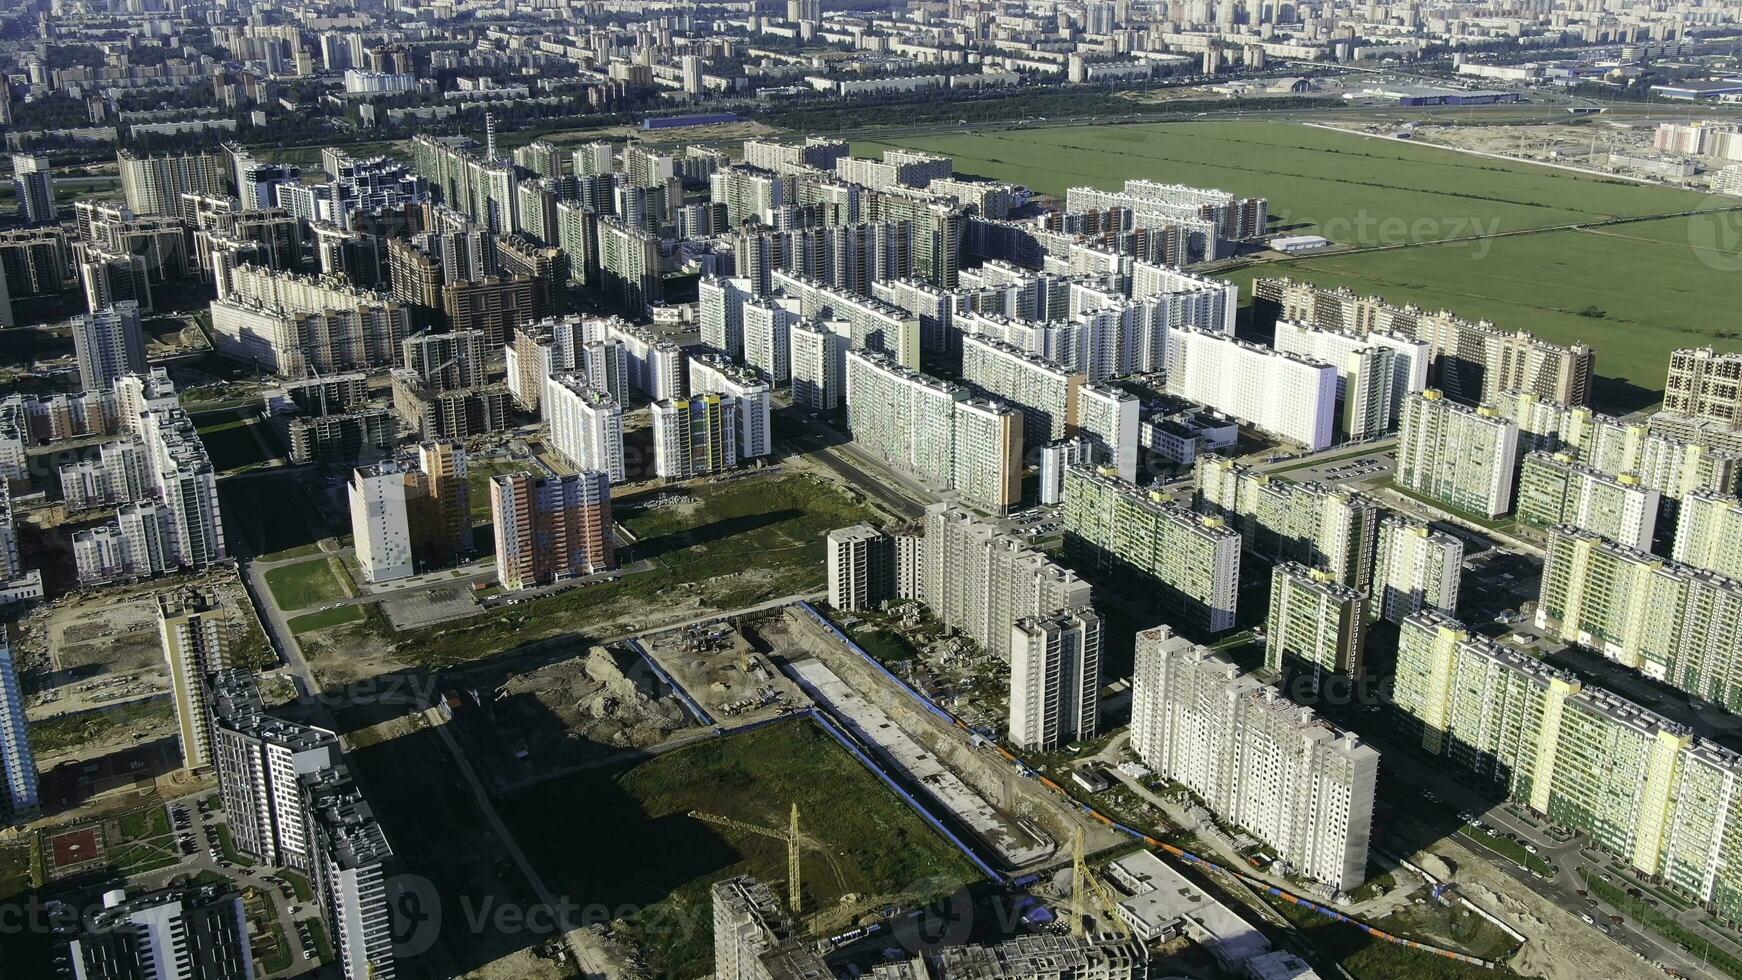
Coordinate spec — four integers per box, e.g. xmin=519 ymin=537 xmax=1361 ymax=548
xmin=1009 ymin=609 xmax=1103 ymax=751
xmin=1193 ymin=455 xmax=1383 ymax=590
xmin=652 ymin=393 xmax=739 ymax=479
xmin=1664 ymin=347 xmax=1742 ymax=428
xmin=1255 ymin=277 xmax=1595 ymax=407
xmin=0 ymin=638 xmax=38 ymax=824
xmin=1063 ymin=466 xmax=1241 ymax=634
xmin=918 ymin=503 xmax=1092 ymax=661
xmin=490 ymin=470 xmax=614 ymax=591
xmin=348 ymin=442 xmax=472 ymax=583
xmin=71 ymin=302 xmax=147 ymax=391
xmin=1264 ymin=563 xmax=1368 ymax=682
xmin=1394 ymin=612 xmax=1742 ymax=921
xmin=1165 ymin=326 xmax=1337 ymax=450
xmin=1536 ymin=526 xmax=1742 ymax=714
xmin=1395 ymin=390 xmax=1520 ymax=518
xmin=159 ymin=590 xmax=229 ymax=770
xmin=1132 ymin=626 xmax=1378 ymax=893
xmin=1516 ymin=451 xmax=1660 ymax=551
xmin=546 ymin=376 xmax=627 ymax=483
xmin=1369 ymin=517 xmax=1462 ymax=624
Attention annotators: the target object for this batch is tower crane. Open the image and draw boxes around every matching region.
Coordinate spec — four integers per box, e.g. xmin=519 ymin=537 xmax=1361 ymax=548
xmin=690 ymin=804 xmax=821 ymax=914
xmin=1069 ymin=828 xmax=1133 ymax=939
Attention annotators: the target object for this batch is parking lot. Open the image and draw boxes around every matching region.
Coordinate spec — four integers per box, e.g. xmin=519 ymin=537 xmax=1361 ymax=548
xmin=1274 ymin=447 xmax=1397 ymax=485
xmin=380 ymin=585 xmax=484 ymax=630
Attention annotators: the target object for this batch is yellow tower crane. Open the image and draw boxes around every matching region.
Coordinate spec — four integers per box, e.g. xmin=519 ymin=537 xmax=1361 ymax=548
xmin=1070 ymin=828 xmax=1133 ymax=939
xmin=690 ymin=804 xmax=808 ymax=913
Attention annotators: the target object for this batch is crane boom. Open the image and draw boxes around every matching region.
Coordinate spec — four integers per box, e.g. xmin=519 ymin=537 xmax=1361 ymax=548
xmin=690 ymin=806 xmax=809 ymax=914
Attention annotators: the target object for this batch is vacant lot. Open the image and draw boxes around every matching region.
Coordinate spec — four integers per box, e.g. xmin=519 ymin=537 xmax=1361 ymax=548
xmin=380 ymin=471 xmax=880 ymax=668
xmin=497 ymin=718 xmax=981 ymax=979
xmin=876 ymin=121 xmax=1737 ymax=405
xmin=287 ymin=605 xmax=364 ymax=634
xmin=195 ymin=416 xmax=273 ymax=472
xmin=264 ymin=558 xmax=348 ymax=612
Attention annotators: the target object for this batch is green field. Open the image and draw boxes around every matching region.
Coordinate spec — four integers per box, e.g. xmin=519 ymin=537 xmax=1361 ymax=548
xmin=383 ymin=471 xmax=880 ymax=667
xmin=875 ymin=121 xmax=1739 ymax=405
xmin=264 ymin=558 xmax=348 ymax=612
xmin=288 ymin=604 xmax=365 ymax=634
xmin=497 ymin=718 xmax=981 ymax=979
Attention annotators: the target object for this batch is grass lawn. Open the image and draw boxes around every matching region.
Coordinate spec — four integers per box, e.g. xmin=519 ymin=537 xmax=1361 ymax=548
xmin=288 ymin=605 xmax=365 ymax=634
xmin=280 ymin=869 xmax=315 ymax=903
xmin=876 ymin=121 xmax=1737 ymax=407
xmin=264 ymin=558 xmax=349 ymax=613
xmin=117 ymin=805 xmax=169 ymax=843
xmin=1458 ymin=826 xmax=1553 ymax=877
xmin=1266 ymin=892 xmax=1521 ymax=980
xmin=387 ymin=472 xmax=880 ymax=667
xmin=213 ymin=823 xmax=257 ymax=868
xmin=260 ymin=542 xmax=326 ymax=563
xmin=845 ymin=623 xmax=922 ymax=663
xmin=304 ymin=914 xmax=333 ymax=964
xmin=497 ymin=718 xmax=981 ymax=979
xmin=28 ymin=699 xmax=173 ymax=754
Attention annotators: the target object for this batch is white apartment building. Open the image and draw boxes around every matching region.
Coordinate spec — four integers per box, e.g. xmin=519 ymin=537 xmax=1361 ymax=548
xmin=1077 ymin=382 xmax=1140 ymax=483
xmin=1274 ymin=319 xmax=1429 ymax=429
xmin=1132 ymin=627 xmax=1378 ymax=893
xmin=743 ymin=296 xmax=799 ymax=385
xmin=545 ymin=376 xmax=626 ymax=483
xmin=699 ymin=276 xmax=753 ymax=360
xmin=920 ymin=503 xmax=1093 ymax=661
xmin=1166 ymin=327 xmax=1338 ymax=451
xmin=159 ymin=591 xmax=228 ymax=770
xmin=1673 ymin=492 xmax=1742 ymax=580
xmin=1009 ymin=610 xmax=1102 ymax=751
xmin=845 ymin=349 xmax=967 ymax=492
xmin=652 ymin=394 xmax=740 ymax=479
xmin=789 ymin=320 xmax=846 ymax=411
xmin=348 ymin=462 xmax=414 ymax=583
xmin=960 ymin=332 xmax=1084 ymax=447
xmin=951 ymin=397 xmax=1023 ymax=513
xmin=689 ymin=353 xmax=772 ymax=458
xmin=1395 ymin=390 xmax=1520 ymax=518
xmin=608 ymin=319 xmax=688 ymax=401
xmin=1370 ymin=517 xmax=1462 ymax=624
xmin=1128 ymin=262 xmax=1237 ymax=334
xmin=827 ymin=524 xmax=895 ymax=612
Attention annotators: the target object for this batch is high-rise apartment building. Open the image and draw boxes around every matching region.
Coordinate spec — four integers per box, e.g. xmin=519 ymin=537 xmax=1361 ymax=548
xmin=1393 ymin=611 xmax=1742 ymax=921
xmin=1062 ymin=466 xmax=1241 ymax=634
xmin=951 ymin=398 xmax=1024 ymax=514
xmin=1009 ymin=610 xmax=1103 ymax=751
xmin=789 ymin=321 xmax=845 ymax=412
xmin=1192 ymin=455 xmax=1383 ymax=591
xmin=209 ymin=670 xmax=338 ymax=869
xmin=67 ymin=886 xmax=253 ymax=980
xmin=827 ymin=524 xmax=899 ymax=612
xmin=304 ymin=765 xmax=396 ymax=980
xmin=1274 ymin=319 xmax=1431 ymax=431
xmin=490 ymin=470 xmax=614 ymax=590
xmin=1516 ymin=451 xmax=1660 ymax=551
xmin=652 ymin=394 xmax=739 ymax=479
xmin=1166 ymin=326 xmax=1338 ymax=450
xmin=1255 ymin=277 xmax=1595 ymax=407
xmin=1672 ymin=492 xmax=1742 ymax=580
xmin=349 ymin=461 xmax=414 ymax=583
xmin=546 ymin=377 xmax=626 ymax=483
xmin=71 ymin=302 xmax=147 ymax=391
xmin=119 ymin=150 xmax=231 ymax=216
xmin=1536 ymin=526 xmax=1742 ymax=714
xmin=0 ymin=638 xmax=38 ymax=823
xmin=79 ymin=249 xmax=152 ymax=313
xmin=919 ymin=503 xmax=1092 ymax=661
xmin=960 ymin=333 xmax=1083 ymax=447
xmin=689 ymin=353 xmax=772 ymax=459
xmin=1664 ymin=347 xmax=1742 ymax=428
xmin=11 ymin=153 xmax=54 ymax=226
xmin=1264 ymin=563 xmax=1368 ymax=683
xmin=1131 ymin=626 xmax=1378 ymax=892
xmin=159 ymin=590 xmax=229 ymax=769
xmin=1395 ymin=389 xmax=1520 ymax=518
xmin=699 ymin=276 xmax=753 ymax=360
xmin=1369 ymin=517 xmax=1461 ymax=624
xmin=1075 ymin=382 xmax=1141 ymax=483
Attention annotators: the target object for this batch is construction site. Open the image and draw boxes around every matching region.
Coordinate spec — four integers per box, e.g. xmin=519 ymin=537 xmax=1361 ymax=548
xmin=442 ymin=641 xmax=704 ymax=793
